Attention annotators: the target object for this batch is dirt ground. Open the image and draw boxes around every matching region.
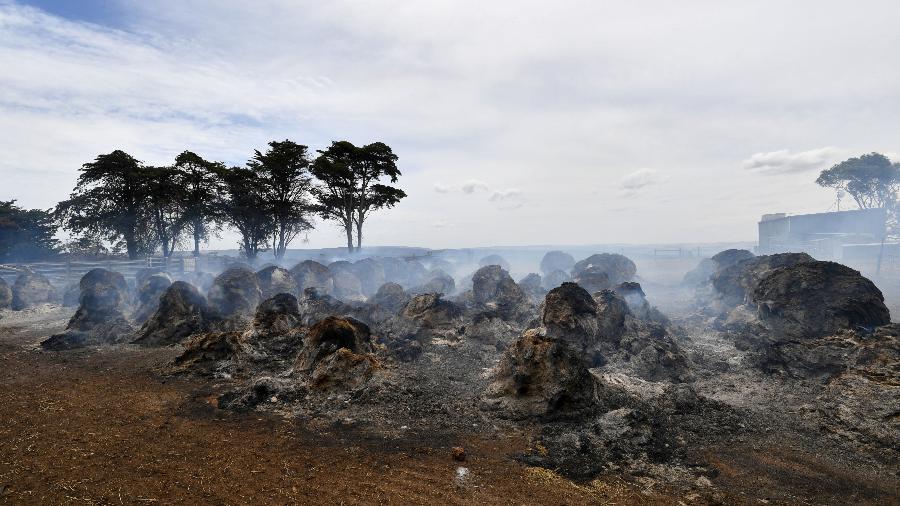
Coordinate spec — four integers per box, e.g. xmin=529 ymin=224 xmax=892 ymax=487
xmin=0 ymin=307 xmax=897 ymax=505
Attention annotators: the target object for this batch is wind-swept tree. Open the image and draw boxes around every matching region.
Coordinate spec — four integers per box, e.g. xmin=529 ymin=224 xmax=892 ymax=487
xmin=248 ymin=140 xmax=315 ymax=260
xmin=220 ymin=167 xmax=271 ymax=261
xmin=816 ymin=153 xmax=900 ymax=209
xmin=143 ymin=165 xmax=186 ymax=258
xmin=173 ymin=151 xmax=227 ymax=257
xmin=312 ymin=141 xmax=406 ymax=253
xmin=56 ymin=150 xmax=153 ymax=259
xmin=0 ymin=200 xmax=59 ymax=262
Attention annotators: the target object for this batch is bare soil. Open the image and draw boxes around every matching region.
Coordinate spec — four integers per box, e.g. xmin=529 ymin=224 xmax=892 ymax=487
xmin=0 ymin=306 xmax=897 ymax=505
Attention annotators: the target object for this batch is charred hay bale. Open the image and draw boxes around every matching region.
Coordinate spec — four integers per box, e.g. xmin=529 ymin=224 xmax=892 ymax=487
xmin=369 ymin=282 xmax=410 ymax=312
xmin=296 ymin=316 xmax=373 ymax=371
xmin=594 ymin=289 xmax=630 ymax=343
xmin=0 ymin=278 xmax=11 ymax=309
xmin=11 ymin=271 xmax=57 ymax=310
xmin=250 ymin=293 xmax=301 ymax=336
xmin=297 ymin=288 xmax=354 ymax=327
xmin=614 ymin=281 xmax=668 ymax=325
xmin=174 ymin=331 xmax=242 ymax=374
xmin=478 ymin=254 xmax=511 ymax=271
xmin=471 ymin=265 xmax=529 ymax=319
xmin=61 ymin=281 xmax=81 ymax=307
xmin=518 ymin=273 xmax=544 ymax=301
xmin=573 ymin=253 xmax=636 ymax=286
xmin=681 ymin=258 xmax=716 ymax=287
xmin=617 ymin=322 xmax=693 ymax=382
xmin=414 ymin=271 xmax=456 ymax=295
xmin=134 ymin=267 xmax=167 ymax=289
xmin=542 ymin=282 xmax=598 ymax=347
xmin=290 ymin=260 xmax=334 ymax=295
xmin=540 ymin=250 xmax=575 ymax=276
xmin=463 ymin=310 xmax=517 ymax=344
xmin=207 ymin=266 xmax=262 ymax=318
xmin=751 ymin=261 xmax=890 ymax=340
xmin=541 ymin=269 xmax=571 ymax=291
xmin=481 ymin=329 xmax=599 ymax=420
xmin=381 ymin=257 xmax=429 ymax=289
xmin=256 ymin=266 xmax=298 ymax=299
xmin=712 ymin=252 xmax=815 ymax=309
xmin=133 ymin=281 xmax=216 ymax=346
xmin=41 ymin=269 xmax=132 ymax=350
xmin=132 ymin=273 xmax=172 ymax=324
xmin=309 ymin=347 xmax=378 ymax=391
xmin=710 ymin=248 xmax=755 ymax=270
xmin=350 ymin=258 xmax=386 ymax=296
xmin=179 ymin=271 xmax=215 ymax=293
xmin=572 ymin=266 xmax=611 ymax=293
xmin=331 ymin=268 xmax=365 ymax=301
xmin=400 ymin=293 xmax=463 ymax=329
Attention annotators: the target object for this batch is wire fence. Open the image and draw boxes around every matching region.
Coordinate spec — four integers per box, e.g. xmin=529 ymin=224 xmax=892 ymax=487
xmin=0 ymin=256 xmax=231 ymax=287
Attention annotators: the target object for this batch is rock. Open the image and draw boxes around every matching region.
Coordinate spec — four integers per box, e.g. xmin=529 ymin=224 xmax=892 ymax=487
xmin=368 ymin=282 xmax=411 ymax=313
xmin=541 ymin=269 xmax=571 ymax=290
xmin=572 ymin=266 xmax=611 ymax=293
xmin=350 ymin=258 xmax=386 ymax=296
xmin=712 ymin=252 xmax=815 ymax=309
xmin=481 ymin=329 xmax=599 ymax=420
xmin=290 ymin=260 xmax=334 ymax=295
xmin=11 ymin=271 xmax=57 ymax=310
xmin=207 ymin=266 xmax=262 ymax=319
xmin=471 ymin=265 xmax=529 ymax=320
xmin=331 ymin=268 xmax=365 ymax=301
xmin=752 ymin=261 xmax=890 ymax=340
xmin=132 ymin=273 xmax=172 ymax=324
xmin=296 ymin=316 xmax=373 ymax=371
xmin=256 ymin=266 xmax=297 ymax=299
xmin=573 ymin=253 xmax=636 ymax=285
xmin=540 ymin=250 xmax=575 ymax=276
xmin=478 ymin=254 xmax=510 ymax=271
xmin=133 ymin=281 xmax=217 ymax=346
xmin=0 ymin=278 xmax=11 ymax=309
xmin=41 ymin=269 xmax=132 ymax=350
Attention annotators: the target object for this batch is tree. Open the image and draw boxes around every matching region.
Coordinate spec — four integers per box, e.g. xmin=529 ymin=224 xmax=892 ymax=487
xmin=219 ymin=167 xmax=271 ymax=261
xmin=173 ymin=151 xmax=226 ymax=257
xmin=816 ymin=153 xmax=900 ymax=209
xmin=247 ymin=140 xmax=315 ymax=260
xmin=0 ymin=200 xmax=59 ymax=262
xmin=311 ymin=141 xmax=406 ymax=253
xmin=56 ymin=150 xmax=154 ymax=259
xmin=143 ymin=165 xmax=186 ymax=258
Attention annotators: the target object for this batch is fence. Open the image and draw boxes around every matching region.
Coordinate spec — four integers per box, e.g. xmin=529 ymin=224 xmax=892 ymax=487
xmin=0 ymin=255 xmax=231 ymax=287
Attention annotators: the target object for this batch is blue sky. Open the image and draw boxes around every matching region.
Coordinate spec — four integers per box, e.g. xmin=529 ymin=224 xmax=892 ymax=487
xmin=2 ymin=0 xmax=900 ymax=250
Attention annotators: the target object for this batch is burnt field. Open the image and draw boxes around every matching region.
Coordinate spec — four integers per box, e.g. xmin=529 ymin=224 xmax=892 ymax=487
xmin=0 ymin=250 xmax=898 ymax=505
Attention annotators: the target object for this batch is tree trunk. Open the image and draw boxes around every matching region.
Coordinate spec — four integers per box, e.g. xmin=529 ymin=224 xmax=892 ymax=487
xmin=346 ymin=225 xmax=354 ymax=254
xmin=355 ymin=219 xmax=363 ymax=252
xmin=125 ymin=233 xmax=138 ymax=260
xmin=193 ymin=219 xmax=201 ymax=258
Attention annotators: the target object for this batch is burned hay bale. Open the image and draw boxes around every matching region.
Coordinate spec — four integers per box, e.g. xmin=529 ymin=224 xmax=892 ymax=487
xmin=478 ymin=254 xmax=511 ymax=271
xmin=207 ymin=266 xmax=262 ymax=320
xmin=540 ymin=250 xmax=575 ymax=276
xmin=369 ymin=282 xmax=411 ymax=313
xmin=350 ymin=258 xmax=386 ymax=297
xmin=518 ymin=273 xmax=544 ymax=302
xmin=296 ymin=316 xmax=373 ymax=371
xmin=471 ymin=265 xmax=530 ymax=320
xmin=11 ymin=271 xmax=57 ymax=310
xmin=711 ymin=252 xmax=814 ymax=309
xmin=290 ymin=260 xmax=334 ymax=295
xmin=41 ymin=269 xmax=132 ymax=350
xmin=133 ymin=281 xmax=216 ymax=346
xmin=256 ymin=265 xmax=298 ymax=299
xmin=541 ymin=269 xmax=572 ymax=291
xmin=174 ymin=331 xmax=242 ymax=375
xmin=132 ymin=273 xmax=172 ymax=324
xmin=0 ymin=277 xmax=11 ymax=309
xmin=573 ymin=253 xmax=636 ymax=286
xmin=542 ymin=282 xmax=599 ymax=347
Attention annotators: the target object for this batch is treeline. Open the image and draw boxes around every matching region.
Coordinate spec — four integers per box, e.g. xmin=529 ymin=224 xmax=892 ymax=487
xmin=41 ymin=139 xmax=404 ymax=261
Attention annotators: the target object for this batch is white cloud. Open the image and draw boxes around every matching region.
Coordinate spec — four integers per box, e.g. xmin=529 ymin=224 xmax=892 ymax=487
xmin=433 ymin=182 xmax=450 ymax=193
xmin=461 ymin=179 xmax=490 ymax=194
xmin=619 ymin=168 xmax=663 ymax=196
xmin=742 ymin=147 xmax=844 ymax=175
xmin=489 ymin=188 xmax=522 ymax=202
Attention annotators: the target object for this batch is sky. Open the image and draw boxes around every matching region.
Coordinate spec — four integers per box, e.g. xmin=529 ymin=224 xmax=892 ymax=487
xmin=2 ymin=0 xmax=900 ymax=251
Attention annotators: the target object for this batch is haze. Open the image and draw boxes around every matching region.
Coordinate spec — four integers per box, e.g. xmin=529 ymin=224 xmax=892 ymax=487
xmin=2 ymin=0 xmax=899 ymax=249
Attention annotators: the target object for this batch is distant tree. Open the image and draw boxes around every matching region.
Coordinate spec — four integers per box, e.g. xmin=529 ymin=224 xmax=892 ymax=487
xmin=0 ymin=200 xmax=59 ymax=262
xmin=220 ymin=167 xmax=271 ymax=261
xmin=55 ymin=150 xmax=154 ymax=259
xmin=247 ymin=140 xmax=315 ymax=260
xmin=816 ymin=153 xmax=900 ymax=209
xmin=311 ymin=141 xmax=406 ymax=253
xmin=173 ymin=151 xmax=226 ymax=257
xmin=143 ymin=165 xmax=186 ymax=258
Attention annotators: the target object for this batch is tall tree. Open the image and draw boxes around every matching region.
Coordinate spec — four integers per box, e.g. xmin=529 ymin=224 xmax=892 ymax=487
xmin=143 ymin=165 xmax=186 ymax=258
xmin=311 ymin=141 xmax=406 ymax=253
xmin=248 ymin=140 xmax=315 ymax=260
xmin=56 ymin=150 xmax=153 ymax=259
xmin=174 ymin=151 xmax=226 ymax=257
xmin=220 ymin=167 xmax=271 ymax=261
xmin=0 ymin=200 xmax=59 ymax=262
xmin=311 ymin=141 xmax=358 ymax=253
xmin=816 ymin=153 xmax=900 ymax=209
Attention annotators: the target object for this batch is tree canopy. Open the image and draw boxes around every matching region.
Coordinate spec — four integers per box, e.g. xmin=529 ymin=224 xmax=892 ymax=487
xmin=0 ymin=200 xmax=58 ymax=262
xmin=816 ymin=153 xmax=900 ymax=209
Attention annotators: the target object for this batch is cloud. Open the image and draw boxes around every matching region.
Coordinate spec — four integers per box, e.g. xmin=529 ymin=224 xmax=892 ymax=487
xmin=461 ymin=179 xmax=490 ymax=194
xmin=433 ymin=182 xmax=450 ymax=193
xmin=742 ymin=147 xmax=844 ymax=175
xmin=489 ymin=188 xmax=522 ymax=202
xmin=619 ymin=168 xmax=663 ymax=196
